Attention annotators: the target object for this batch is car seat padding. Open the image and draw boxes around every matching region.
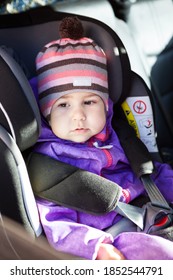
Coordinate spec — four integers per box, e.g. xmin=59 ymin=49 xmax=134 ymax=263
xmin=27 ymin=152 xmax=122 ymax=215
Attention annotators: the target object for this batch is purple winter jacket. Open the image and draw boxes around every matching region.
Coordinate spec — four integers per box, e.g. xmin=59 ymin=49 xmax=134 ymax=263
xmin=31 ymin=78 xmax=173 ymax=260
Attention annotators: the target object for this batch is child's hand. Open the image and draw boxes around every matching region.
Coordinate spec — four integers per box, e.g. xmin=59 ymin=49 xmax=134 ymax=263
xmin=96 ymin=243 xmax=126 ymax=260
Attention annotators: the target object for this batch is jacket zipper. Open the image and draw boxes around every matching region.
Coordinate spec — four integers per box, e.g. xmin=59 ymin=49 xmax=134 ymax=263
xmin=102 ymin=149 xmax=113 ymax=168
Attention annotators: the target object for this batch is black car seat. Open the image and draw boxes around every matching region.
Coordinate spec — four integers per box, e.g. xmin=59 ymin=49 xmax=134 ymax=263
xmin=0 ymin=46 xmax=42 ymax=237
xmin=0 ymin=6 xmax=169 ymax=241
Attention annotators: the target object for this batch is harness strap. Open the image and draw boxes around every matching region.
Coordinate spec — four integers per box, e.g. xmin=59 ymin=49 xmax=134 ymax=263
xmin=27 ymin=152 xmax=173 ymax=233
xmin=141 ymin=175 xmax=170 ymax=209
xmin=113 ymin=115 xmax=173 ymax=232
xmin=116 ymin=201 xmax=144 ymax=229
xmin=27 ymin=152 xmax=145 ymax=228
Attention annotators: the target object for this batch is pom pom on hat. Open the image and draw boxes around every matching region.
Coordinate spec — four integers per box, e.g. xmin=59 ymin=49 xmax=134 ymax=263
xmin=59 ymin=16 xmax=84 ymax=39
xmin=36 ymin=16 xmax=109 ymax=120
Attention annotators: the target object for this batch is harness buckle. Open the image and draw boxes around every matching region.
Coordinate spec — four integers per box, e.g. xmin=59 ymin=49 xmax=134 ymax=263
xmin=139 ymin=202 xmax=173 ymax=233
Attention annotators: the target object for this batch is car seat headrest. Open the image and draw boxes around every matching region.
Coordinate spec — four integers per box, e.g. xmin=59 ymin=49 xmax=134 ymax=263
xmin=0 ymin=7 xmax=131 ymax=106
xmin=0 ymin=47 xmax=41 ymax=151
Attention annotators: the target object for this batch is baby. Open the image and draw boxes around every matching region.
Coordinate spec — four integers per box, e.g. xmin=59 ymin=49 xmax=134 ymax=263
xmin=33 ymin=16 xmax=173 ymax=260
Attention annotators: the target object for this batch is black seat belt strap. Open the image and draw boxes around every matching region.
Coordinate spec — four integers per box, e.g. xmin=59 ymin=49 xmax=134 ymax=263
xmin=141 ymin=175 xmax=170 ymax=209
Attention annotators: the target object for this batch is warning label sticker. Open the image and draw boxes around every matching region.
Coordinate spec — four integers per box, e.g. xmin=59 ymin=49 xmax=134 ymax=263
xmin=122 ymin=96 xmax=158 ymax=152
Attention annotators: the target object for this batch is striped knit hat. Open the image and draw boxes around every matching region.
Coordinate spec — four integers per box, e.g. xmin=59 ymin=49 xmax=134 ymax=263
xmin=36 ymin=16 xmax=109 ymax=120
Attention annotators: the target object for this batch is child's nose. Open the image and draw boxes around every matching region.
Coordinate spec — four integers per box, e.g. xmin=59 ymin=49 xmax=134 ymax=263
xmin=73 ymin=107 xmax=86 ymax=121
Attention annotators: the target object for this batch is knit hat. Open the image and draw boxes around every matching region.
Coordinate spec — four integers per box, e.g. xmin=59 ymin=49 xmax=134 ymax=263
xmin=36 ymin=16 xmax=109 ymax=120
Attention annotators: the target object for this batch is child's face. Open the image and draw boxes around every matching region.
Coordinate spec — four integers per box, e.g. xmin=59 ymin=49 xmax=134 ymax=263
xmin=49 ymin=91 xmax=106 ymax=143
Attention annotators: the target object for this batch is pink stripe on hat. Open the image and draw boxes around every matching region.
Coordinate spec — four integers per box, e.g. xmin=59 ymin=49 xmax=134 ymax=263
xmin=36 ymin=48 xmax=106 ymax=64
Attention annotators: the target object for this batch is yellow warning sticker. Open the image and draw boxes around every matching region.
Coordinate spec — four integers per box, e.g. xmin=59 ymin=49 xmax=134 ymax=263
xmin=121 ymin=100 xmax=140 ymax=138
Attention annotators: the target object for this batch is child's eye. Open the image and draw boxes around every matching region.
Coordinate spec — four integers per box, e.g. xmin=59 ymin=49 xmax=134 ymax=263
xmin=84 ymin=100 xmax=96 ymax=105
xmin=58 ymin=103 xmax=68 ymax=107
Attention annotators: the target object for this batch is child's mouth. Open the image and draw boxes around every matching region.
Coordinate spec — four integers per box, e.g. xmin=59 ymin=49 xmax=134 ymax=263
xmin=74 ymin=128 xmax=89 ymax=133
